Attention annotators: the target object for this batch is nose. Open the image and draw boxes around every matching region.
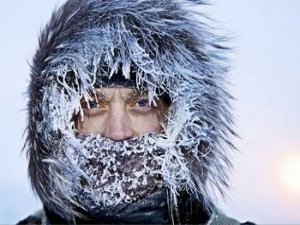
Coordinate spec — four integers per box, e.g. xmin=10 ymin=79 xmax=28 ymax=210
xmin=103 ymin=104 xmax=134 ymax=141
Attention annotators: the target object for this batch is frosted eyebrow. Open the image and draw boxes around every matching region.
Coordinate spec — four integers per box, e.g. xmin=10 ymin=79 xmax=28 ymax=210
xmin=94 ymin=89 xmax=148 ymax=102
xmin=128 ymin=90 xmax=148 ymax=98
xmin=94 ymin=90 xmax=109 ymax=101
xmin=124 ymin=90 xmax=149 ymax=103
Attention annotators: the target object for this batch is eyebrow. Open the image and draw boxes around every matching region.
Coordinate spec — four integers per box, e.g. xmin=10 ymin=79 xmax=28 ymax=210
xmin=94 ymin=91 xmax=108 ymax=100
xmin=94 ymin=89 xmax=148 ymax=101
xmin=127 ymin=89 xmax=148 ymax=98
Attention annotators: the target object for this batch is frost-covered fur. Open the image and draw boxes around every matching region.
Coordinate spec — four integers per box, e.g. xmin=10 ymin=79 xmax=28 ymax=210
xmin=26 ymin=0 xmax=235 ymax=222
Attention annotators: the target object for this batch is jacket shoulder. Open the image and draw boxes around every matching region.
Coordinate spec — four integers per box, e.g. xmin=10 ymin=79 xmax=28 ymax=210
xmin=16 ymin=209 xmax=44 ymax=225
xmin=208 ymin=213 xmax=256 ymax=225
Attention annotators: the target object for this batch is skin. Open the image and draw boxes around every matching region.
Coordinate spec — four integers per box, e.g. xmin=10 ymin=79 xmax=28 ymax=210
xmin=77 ymin=88 xmax=168 ymax=140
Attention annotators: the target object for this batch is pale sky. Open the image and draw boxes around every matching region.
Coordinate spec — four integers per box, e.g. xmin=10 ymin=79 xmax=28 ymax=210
xmin=0 ymin=0 xmax=299 ymax=224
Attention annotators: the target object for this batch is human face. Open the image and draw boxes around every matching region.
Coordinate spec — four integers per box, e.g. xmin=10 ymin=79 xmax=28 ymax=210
xmin=77 ymin=88 xmax=167 ymax=140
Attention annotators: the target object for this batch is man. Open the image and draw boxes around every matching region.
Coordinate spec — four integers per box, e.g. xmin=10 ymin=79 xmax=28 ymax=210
xmin=19 ymin=0 xmax=254 ymax=224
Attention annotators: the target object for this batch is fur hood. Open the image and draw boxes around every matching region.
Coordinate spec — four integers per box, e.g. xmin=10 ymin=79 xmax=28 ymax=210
xmin=26 ymin=0 xmax=235 ymax=221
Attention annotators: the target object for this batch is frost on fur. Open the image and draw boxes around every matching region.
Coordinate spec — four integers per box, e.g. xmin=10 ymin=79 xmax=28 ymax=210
xmin=26 ymin=0 xmax=234 ymax=221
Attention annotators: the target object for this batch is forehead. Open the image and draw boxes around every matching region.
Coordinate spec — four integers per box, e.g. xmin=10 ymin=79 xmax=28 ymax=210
xmin=95 ymin=88 xmax=147 ymax=100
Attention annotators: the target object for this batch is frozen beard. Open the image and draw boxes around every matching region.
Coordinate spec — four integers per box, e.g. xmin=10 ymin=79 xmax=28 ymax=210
xmin=54 ymin=133 xmax=166 ymax=213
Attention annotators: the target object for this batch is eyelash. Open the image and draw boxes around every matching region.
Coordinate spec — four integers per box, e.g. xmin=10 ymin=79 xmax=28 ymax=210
xmin=134 ymin=99 xmax=150 ymax=108
xmin=130 ymin=98 xmax=154 ymax=113
xmin=81 ymin=100 xmax=102 ymax=109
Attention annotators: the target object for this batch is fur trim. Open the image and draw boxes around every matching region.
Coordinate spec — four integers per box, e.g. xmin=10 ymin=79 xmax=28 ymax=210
xmin=25 ymin=0 xmax=235 ymax=221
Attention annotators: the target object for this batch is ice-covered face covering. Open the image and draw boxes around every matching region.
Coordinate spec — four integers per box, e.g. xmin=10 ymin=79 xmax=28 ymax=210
xmin=47 ymin=133 xmax=173 ymax=223
xmin=46 ymin=130 xmax=213 ymax=224
xmin=57 ymin=133 xmax=164 ymax=210
xmin=46 ymin=129 xmax=199 ymax=224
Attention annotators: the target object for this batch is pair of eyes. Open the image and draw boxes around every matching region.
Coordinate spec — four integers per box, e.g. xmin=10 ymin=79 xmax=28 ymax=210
xmin=81 ymin=97 xmax=152 ymax=113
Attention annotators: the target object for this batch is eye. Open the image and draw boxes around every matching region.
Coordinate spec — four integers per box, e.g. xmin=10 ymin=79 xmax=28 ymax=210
xmin=81 ymin=99 xmax=107 ymax=113
xmin=81 ymin=100 xmax=99 ymax=109
xmin=135 ymin=99 xmax=150 ymax=108
xmin=88 ymin=100 xmax=100 ymax=109
xmin=130 ymin=98 xmax=153 ymax=113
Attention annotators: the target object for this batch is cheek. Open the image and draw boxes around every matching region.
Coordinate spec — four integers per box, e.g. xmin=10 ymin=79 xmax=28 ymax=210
xmin=77 ymin=115 xmax=106 ymax=135
xmin=128 ymin=111 xmax=162 ymax=134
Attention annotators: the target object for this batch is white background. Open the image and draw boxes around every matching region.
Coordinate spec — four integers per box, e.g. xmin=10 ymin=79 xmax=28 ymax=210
xmin=0 ymin=0 xmax=299 ymax=223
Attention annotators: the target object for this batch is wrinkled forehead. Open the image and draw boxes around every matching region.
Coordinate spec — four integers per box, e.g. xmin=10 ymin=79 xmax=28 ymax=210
xmin=94 ymin=88 xmax=147 ymax=101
